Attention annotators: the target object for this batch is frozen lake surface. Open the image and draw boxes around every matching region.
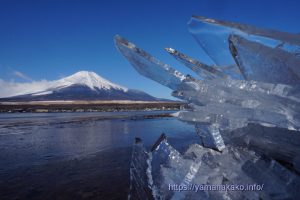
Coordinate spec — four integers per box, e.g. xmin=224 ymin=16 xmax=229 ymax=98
xmin=0 ymin=111 xmax=198 ymax=199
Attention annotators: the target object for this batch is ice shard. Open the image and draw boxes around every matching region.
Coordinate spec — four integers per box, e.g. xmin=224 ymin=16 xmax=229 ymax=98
xmin=178 ymin=110 xmax=300 ymax=166
xmin=188 ymin=16 xmax=245 ymax=75
xmin=114 ymin=35 xmax=187 ymax=91
xmin=164 ymin=47 xmax=228 ymax=79
xmin=195 ymin=123 xmax=225 ymax=151
xmin=229 ymin=34 xmax=300 ymax=85
xmin=188 ymin=16 xmax=300 ymax=78
xmin=149 ymin=134 xmax=197 ymax=199
xmin=191 ymin=15 xmax=300 ymax=46
xmin=172 ymin=80 xmax=300 ymax=122
xmin=229 ymin=125 xmax=300 ymax=168
xmin=177 ymin=104 xmax=298 ymax=131
xmin=128 ymin=138 xmax=153 ymax=200
xmin=130 ymin=136 xmax=300 ymax=199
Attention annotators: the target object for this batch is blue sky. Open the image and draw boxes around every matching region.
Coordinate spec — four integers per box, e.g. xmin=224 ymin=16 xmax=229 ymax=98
xmin=0 ymin=0 xmax=299 ymax=99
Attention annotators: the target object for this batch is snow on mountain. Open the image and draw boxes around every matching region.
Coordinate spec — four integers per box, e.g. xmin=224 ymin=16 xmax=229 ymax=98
xmin=51 ymin=71 xmax=128 ymax=92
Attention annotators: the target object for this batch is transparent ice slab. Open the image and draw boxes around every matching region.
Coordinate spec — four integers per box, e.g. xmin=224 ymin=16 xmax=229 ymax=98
xmin=177 ymin=103 xmax=298 ymax=131
xmin=114 ymin=35 xmax=187 ymax=91
xmin=173 ymin=80 xmax=300 ymax=127
xmin=164 ymin=47 xmax=228 ymax=79
xmin=190 ymin=16 xmax=300 ymax=46
xmin=188 ymin=16 xmax=300 ymax=79
xmin=128 ymin=138 xmax=153 ymax=200
xmin=229 ymin=34 xmax=300 ymax=84
xmin=131 ymin=136 xmax=300 ymax=200
xmin=228 ymin=125 xmax=300 ymax=170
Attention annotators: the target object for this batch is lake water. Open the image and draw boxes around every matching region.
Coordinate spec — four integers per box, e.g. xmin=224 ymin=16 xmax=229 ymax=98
xmin=0 ymin=111 xmax=199 ymax=199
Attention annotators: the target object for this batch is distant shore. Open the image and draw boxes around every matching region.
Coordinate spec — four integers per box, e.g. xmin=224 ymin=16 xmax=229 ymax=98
xmin=0 ymin=100 xmax=186 ymax=113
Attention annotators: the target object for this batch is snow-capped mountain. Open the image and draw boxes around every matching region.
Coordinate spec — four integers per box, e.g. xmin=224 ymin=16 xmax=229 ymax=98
xmin=50 ymin=71 xmax=128 ymax=92
xmin=0 ymin=71 xmax=160 ymax=101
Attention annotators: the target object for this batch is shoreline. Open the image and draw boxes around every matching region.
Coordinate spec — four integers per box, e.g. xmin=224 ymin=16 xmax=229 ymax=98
xmin=0 ymin=101 xmax=186 ymax=113
xmin=0 ymin=112 xmax=177 ymax=129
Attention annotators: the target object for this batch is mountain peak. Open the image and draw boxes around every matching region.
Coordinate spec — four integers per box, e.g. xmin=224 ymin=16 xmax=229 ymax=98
xmin=56 ymin=71 xmax=128 ymax=91
xmin=71 ymin=71 xmax=100 ymax=78
xmin=0 ymin=71 xmax=161 ymax=101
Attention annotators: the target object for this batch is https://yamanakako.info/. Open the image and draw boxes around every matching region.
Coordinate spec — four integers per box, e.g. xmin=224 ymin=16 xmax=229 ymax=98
xmin=168 ymin=183 xmax=264 ymax=192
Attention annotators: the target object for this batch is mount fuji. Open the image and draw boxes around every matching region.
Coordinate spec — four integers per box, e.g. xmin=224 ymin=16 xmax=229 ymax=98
xmin=0 ymin=71 xmax=162 ymax=101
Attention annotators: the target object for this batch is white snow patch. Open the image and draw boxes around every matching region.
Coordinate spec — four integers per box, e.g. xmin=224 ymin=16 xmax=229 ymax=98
xmin=53 ymin=71 xmax=128 ymax=91
xmin=31 ymin=91 xmax=53 ymax=96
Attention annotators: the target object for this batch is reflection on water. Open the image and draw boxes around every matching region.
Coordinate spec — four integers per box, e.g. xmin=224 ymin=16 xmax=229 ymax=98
xmin=0 ymin=111 xmax=199 ymax=199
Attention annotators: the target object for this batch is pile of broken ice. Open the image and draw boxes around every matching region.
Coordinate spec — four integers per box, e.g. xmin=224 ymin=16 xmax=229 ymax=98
xmin=115 ymin=16 xmax=300 ymax=199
